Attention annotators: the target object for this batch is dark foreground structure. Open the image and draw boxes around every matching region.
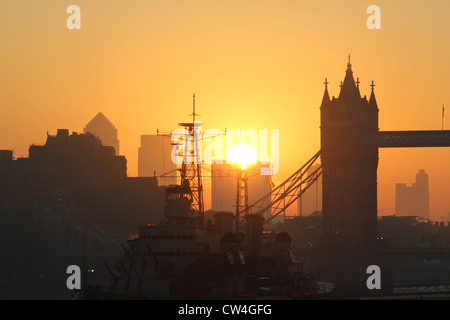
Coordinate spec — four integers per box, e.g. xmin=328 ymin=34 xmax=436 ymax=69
xmin=0 ymin=129 xmax=165 ymax=298
xmin=3 ymin=60 xmax=450 ymax=299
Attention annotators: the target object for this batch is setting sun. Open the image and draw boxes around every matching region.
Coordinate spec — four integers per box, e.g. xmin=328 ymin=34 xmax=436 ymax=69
xmin=227 ymin=144 xmax=258 ymax=170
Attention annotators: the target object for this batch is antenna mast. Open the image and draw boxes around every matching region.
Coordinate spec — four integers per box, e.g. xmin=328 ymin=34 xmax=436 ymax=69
xmin=178 ymin=94 xmax=205 ymax=225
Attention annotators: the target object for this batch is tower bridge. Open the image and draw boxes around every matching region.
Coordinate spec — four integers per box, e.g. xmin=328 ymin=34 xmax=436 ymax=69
xmin=235 ymin=58 xmax=450 ymax=293
xmin=319 ymin=57 xmax=450 ymax=249
xmin=246 ymin=57 xmax=450 ymax=253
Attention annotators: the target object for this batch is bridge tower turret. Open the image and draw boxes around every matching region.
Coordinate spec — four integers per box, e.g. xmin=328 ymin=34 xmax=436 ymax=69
xmin=320 ymin=57 xmax=379 ymax=249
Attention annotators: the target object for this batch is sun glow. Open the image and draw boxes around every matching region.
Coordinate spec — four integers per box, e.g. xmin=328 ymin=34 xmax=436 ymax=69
xmin=227 ymin=144 xmax=258 ymax=170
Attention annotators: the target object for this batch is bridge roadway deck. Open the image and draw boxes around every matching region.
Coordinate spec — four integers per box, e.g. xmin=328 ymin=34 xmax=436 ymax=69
xmin=363 ymin=130 xmax=450 ymax=148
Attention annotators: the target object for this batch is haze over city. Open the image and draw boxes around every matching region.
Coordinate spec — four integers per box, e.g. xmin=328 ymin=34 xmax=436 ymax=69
xmin=2 ymin=0 xmax=450 ymax=220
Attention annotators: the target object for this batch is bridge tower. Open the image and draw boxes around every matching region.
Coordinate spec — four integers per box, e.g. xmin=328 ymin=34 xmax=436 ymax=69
xmin=320 ymin=57 xmax=379 ymax=249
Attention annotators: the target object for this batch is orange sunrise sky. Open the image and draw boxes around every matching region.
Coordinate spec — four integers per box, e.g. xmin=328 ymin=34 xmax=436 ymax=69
xmin=1 ymin=0 xmax=450 ymax=220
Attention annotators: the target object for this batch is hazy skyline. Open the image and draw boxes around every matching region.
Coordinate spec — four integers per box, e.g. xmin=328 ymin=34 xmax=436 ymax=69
xmin=2 ymin=1 xmax=450 ymax=220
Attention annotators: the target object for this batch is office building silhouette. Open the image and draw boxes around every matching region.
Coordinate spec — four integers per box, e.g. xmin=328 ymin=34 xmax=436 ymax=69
xmin=0 ymin=129 xmax=165 ymax=233
xmin=395 ymin=169 xmax=430 ymax=219
xmin=84 ymin=112 xmax=120 ymax=155
xmin=138 ymin=134 xmax=177 ymax=186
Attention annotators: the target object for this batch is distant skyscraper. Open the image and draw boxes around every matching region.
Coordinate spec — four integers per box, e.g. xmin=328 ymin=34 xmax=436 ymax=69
xmin=297 ymin=164 xmax=322 ymax=216
xmin=211 ymin=162 xmax=273 ymax=220
xmin=84 ymin=112 xmax=120 ymax=155
xmin=138 ymin=134 xmax=177 ymax=186
xmin=395 ymin=169 xmax=429 ymax=218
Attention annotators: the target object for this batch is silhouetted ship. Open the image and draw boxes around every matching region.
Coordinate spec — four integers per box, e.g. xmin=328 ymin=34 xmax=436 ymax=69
xmin=85 ymin=184 xmax=321 ymax=299
xmin=84 ymin=105 xmax=324 ymax=300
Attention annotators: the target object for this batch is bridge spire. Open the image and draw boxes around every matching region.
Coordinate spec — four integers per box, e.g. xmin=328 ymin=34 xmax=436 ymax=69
xmin=339 ymin=55 xmax=360 ymax=100
xmin=321 ymin=78 xmax=331 ymax=108
xmin=369 ymin=80 xmax=378 ymax=110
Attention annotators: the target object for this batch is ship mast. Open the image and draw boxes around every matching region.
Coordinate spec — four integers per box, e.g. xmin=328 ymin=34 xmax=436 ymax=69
xmin=178 ymin=94 xmax=205 ymax=225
